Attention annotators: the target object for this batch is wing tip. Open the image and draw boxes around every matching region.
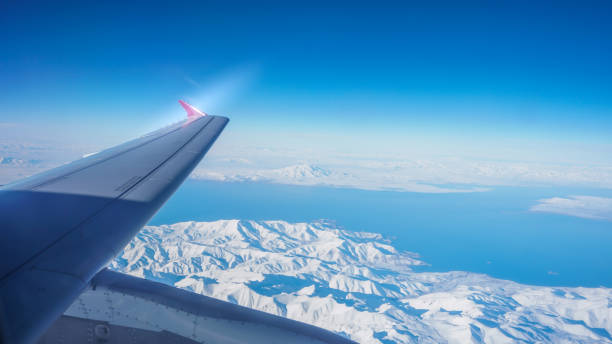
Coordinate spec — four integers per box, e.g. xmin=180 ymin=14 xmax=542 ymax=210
xmin=178 ymin=100 xmax=207 ymax=118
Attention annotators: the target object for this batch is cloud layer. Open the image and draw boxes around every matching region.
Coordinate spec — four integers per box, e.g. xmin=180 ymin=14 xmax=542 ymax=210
xmin=530 ymin=196 xmax=612 ymax=220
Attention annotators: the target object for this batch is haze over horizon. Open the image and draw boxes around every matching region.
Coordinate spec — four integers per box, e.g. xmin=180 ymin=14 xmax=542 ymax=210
xmin=1 ymin=2 xmax=612 ymax=174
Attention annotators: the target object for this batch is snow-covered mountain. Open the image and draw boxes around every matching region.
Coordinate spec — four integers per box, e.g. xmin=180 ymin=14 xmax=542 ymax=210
xmin=193 ymin=164 xmax=341 ymax=184
xmin=191 ymin=163 xmax=487 ymax=193
xmin=111 ymin=220 xmax=612 ymax=344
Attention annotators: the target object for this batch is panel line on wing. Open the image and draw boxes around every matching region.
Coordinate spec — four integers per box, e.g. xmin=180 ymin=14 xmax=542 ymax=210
xmin=114 ymin=176 xmax=143 ymax=192
xmin=115 ymin=117 xmax=216 ymax=199
xmin=29 ymin=124 xmax=186 ymax=191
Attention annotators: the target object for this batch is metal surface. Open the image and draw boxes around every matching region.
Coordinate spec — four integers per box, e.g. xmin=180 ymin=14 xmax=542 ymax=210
xmin=55 ymin=269 xmax=355 ymax=344
xmin=38 ymin=315 xmax=200 ymax=344
xmin=0 ymin=113 xmax=229 ymax=343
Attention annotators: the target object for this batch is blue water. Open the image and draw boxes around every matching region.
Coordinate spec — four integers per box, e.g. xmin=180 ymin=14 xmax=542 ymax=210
xmin=150 ymin=180 xmax=612 ymax=288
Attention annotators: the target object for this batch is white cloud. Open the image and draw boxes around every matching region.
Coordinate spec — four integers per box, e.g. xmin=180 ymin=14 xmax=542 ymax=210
xmin=530 ymin=196 xmax=612 ymax=220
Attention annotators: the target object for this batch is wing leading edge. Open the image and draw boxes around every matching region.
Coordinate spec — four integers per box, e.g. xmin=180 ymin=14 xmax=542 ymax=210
xmin=0 ymin=102 xmax=228 ymax=343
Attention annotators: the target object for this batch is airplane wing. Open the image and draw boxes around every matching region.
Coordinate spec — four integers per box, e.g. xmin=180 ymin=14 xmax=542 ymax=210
xmin=0 ymin=102 xmax=356 ymax=344
xmin=38 ymin=268 xmax=355 ymax=344
xmin=0 ymin=101 xmax=228 ymax=343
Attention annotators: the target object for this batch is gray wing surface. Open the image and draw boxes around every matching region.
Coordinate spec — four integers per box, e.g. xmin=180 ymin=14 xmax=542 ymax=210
xmin=38 ymin=269 xmax=355 ymax=344
xmin=0 ymin=114 xmax=228 ymax=343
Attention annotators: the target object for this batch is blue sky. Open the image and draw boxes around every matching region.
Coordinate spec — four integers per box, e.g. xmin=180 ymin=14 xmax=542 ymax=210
xmin=1 ymin=1 xmax=612 ymax=287
xmin=1 ymin=1 xmax=612 ymax=173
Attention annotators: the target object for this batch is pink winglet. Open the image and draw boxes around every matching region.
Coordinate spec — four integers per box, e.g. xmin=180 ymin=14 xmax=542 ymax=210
xmin=178 ymin=100 xmax=207 ymax=118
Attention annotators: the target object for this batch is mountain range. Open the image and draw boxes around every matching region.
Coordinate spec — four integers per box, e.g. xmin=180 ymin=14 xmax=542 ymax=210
xmin=111 ymin=220 xmax=612 ymax=343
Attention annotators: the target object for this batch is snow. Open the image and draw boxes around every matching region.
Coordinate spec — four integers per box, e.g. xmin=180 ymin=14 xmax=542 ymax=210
xmin=111 ymin=220 xmax=612 ymax=344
